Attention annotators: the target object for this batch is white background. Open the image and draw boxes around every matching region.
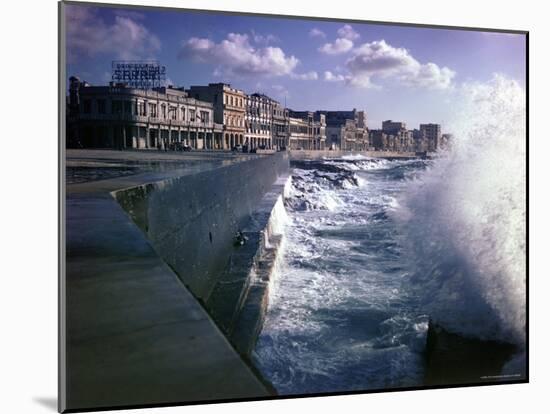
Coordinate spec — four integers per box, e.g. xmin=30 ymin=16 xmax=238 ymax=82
xmin=0 ymin=0 xmax=545 ymax=413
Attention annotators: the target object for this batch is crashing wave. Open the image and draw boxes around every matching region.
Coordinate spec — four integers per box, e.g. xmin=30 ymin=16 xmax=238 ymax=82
xmin=285 ymin=161 xmax=364 ymax=212
xmin=394 ymin=74 xmax=526 ymax=347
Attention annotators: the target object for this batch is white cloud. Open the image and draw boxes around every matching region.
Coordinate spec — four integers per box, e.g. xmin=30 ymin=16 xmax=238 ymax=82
xmin=250 ymin=30 xmax=278 ymax=45
xmin=344 ymin=40 xmax=456 ymax=89
xmin=318 ymin=38 xmax=354 ymax=55
xmin=271 ymin=84 xmax=290 ymax=99
xmin=180 ymin=33 xmax=300 ymax=78
xmin=346 ymin=73 xmax=380 ymax=89
xmin=402 ymin=62 xmax=455 ymax=89
xmin=66 ymin=5 xmax=161 ymax=62
xmin=291 ymin=71 xmax=319 ymax=80
xmin=337 ymin=24 xmax=360 ymax=41
xmin=309 ymin=28 xmax=326 ymax=38
xmin=323 ymin=71 xmax=346 ymax=82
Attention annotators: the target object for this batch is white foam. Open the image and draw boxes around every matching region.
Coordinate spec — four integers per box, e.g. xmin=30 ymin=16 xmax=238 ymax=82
xmin=394 ymin=74 xmax=526 ymax=345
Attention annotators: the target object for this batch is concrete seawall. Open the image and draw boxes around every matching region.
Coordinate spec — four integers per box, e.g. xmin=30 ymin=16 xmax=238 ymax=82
xmin=64 ymin=150 xmax=288 ymax=411
xmin=114 ymin=152 xmax=288 ymax=303
xmin=112 ymin=151 xmax=290 ymax=359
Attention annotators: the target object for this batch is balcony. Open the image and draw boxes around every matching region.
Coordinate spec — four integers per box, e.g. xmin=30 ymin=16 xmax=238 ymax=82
xmin=75 ymin=113 xmax=214 ymax=129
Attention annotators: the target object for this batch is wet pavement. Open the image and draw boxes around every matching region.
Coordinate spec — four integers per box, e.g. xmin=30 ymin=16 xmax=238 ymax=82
xmin=66 ymin=148 xmax=261 ymax=184
xmin=62 ymin=149 xmax=272 ymax=411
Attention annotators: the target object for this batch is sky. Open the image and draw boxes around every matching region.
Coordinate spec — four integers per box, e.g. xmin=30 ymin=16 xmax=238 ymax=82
xmin=64 ymin=3 xmax=526 ymax=130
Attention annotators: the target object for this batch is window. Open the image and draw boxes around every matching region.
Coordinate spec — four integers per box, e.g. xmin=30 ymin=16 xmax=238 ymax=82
xmin=111 ymin=100 xmax=122 ymax=115
xmin=149 ymin=103 xmax=157 ymax=118
xmin=189 ymin=109 xmax=196 ymax=122
xmin=170 ymin=106 xmax=177 ymax=120
xmin=181 ymin=107 xmax=186 ymax=120
xmin=97 ymin=99 xmax=106 ymax=114
xmin=83 ymin=99 xmax=91 ymax=114
xmin=138 ymin=101 xmax=147 ymax=116
xmin=161 ymin=104 xmax=166 ymax=118
xmin=200 ymin=111 xmax=209 ymax=124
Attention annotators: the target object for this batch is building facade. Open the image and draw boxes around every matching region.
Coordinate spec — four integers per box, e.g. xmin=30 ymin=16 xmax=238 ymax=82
xmin=320 ymin=109 xmax=368 ymax=150
xmin=188 ymin=83 xmax=246 ymax=149
xmin=272 ymin=101 xmax=289 ymax=150
xmin=313 ymin=112 xmax=327 ymax=150
xmin=379 ymin=120 xmax=415 ymax=152
xmin=67 ymin=76 xmax=222 ymax=150
xmin=245 ymin=93 xmax=275 ymax=149
xmin=369 ymin=129 xmax=389 ymax=150
xmin=382 ymin=120 xmax=407 ymax=134
xmin=287 ymin=110 xmax=326 ymax=150
xmin=369 ymin=120 xmax=413 ymax=152
xmin=420 ymin=123 xmax=442 ymax=152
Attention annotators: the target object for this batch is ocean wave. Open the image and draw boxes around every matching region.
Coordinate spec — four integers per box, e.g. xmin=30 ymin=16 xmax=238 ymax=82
xmin=284 ymin=168 xmax=360 ymax=211
xmin=393 ymin=74 xmax=526 ymax=346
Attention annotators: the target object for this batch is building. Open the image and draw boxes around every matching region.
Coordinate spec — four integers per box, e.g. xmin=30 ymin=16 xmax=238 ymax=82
xmin=272 ymin=101 xmax=289 ymax=150
xmin=320 ymin=109 xmax=368 ymax=150
xmin=378 ymin=120 xmax=414 ymax=152
xmin=395 ymin=129 xmax=414 ymax=152
xmin=412 ymin=129 xmax=427 ymax=152
xmin=245 ymin=93 xmax=276 ymax=149
xmin=420 ymin=123 xmax=442 ymax=152
xmin=369 ymin=129 xmax=389 ymax=151
xmin=287 ymin=110 xmax=326 ymax=150
xmin=313 ymin=112 xmax=327 ymax=150
xmin=382 ymin=120 xmax=407 ymax=135
xmin=67 ymin=76 xmax=222 ymax=150
xmin=287 ymin=111 xmax=312 ymax=150
xmin=188 ymin=83 xmax=246 ymax=149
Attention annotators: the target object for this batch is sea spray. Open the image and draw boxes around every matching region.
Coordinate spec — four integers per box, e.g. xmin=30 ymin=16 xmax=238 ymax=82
xmin=262 ymin=180 xmax=292 ymax=309
xmin=394 ymin=74 xmax=526 ymax=346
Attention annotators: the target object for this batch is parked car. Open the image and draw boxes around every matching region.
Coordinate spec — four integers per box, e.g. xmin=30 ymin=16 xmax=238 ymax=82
xmin=170 ymin=142 xmax=184 ymax=151
xmin=182 ymin=144 xmax=192 ymax=152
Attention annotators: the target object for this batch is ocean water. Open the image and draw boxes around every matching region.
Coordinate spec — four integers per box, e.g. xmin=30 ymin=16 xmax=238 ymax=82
xmin=252 ymin=75 xmax=526 ymax=395
xmin=253 ymin=156 xmax=431 ymax=394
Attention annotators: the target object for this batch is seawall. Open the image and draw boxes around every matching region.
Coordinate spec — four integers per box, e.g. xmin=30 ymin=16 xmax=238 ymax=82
xmin=113 ymin=152 xmax=288 ymax=320
xmin=64 ymin=150 xmax=288 ymax=411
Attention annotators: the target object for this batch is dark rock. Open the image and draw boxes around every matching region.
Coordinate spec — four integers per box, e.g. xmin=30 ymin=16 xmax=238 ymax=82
xmin=424 ymin=320 xmax=518 ymax=386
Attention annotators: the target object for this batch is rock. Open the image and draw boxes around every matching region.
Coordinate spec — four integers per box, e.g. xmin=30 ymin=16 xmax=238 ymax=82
xmin=424 ymin=320 xmax=518 ymax=386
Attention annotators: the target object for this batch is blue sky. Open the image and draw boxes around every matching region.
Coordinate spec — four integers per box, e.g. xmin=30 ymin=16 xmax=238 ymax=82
xmin=65 ymin=3 xmax=526 ymax=129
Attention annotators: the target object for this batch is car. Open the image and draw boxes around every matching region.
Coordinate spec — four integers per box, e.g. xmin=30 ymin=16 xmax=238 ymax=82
xmin=182 ymin=144 xmax=192 ymax=152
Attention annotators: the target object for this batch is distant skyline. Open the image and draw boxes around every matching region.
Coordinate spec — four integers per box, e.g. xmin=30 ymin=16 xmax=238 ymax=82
xmin=65 ymin=3 xmax=526 ymax=129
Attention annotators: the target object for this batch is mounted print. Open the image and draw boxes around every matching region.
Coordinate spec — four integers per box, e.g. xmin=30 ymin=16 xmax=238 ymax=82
xmin=59 ymin=1 xmax=528 ymax=412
